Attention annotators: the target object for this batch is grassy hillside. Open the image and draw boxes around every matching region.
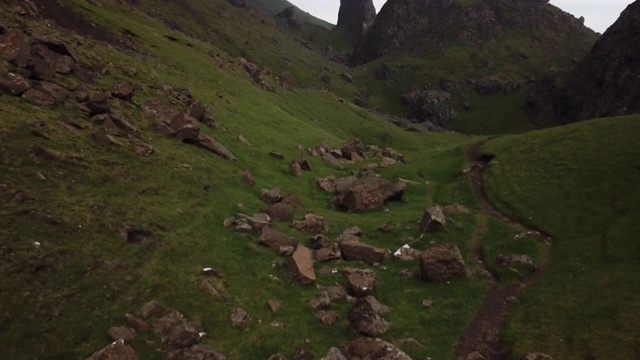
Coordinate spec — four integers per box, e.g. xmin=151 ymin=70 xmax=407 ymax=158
xmin=0 ymin=0 xmax=523 ymax=359
xmin=481 ymin=116 xmax=640 ymax=359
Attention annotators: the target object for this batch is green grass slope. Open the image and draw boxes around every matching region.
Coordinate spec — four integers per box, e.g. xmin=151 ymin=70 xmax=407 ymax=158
xmin=0 ymin=1 xmax=527 ymax=359
xmin=481 ymin=116 xmax=640 ymax=359
xmin=245 ymin=0 xmax=335 ymax=29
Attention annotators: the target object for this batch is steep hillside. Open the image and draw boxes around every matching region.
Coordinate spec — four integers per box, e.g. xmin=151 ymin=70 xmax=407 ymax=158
xmin=558 ymin=1 xmax=640 ymax=122
xmin=481 ymin=116 xmax=640 ymax=359
xmin=341 ymin=0 xmax=597 ymax=134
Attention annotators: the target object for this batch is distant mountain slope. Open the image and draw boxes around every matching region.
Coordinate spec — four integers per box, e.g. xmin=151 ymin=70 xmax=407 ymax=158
xmin=558 ymin=1 xmax=640 ymax=122
xmin=245 ymin=0 xmax=335 ymax=29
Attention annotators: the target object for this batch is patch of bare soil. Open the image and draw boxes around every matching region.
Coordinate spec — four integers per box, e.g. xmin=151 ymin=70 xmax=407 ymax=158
xmin=452 ymin=142 xmax=551 ymax=360
xmin=30 ymin=0 xmax=135 ymax=50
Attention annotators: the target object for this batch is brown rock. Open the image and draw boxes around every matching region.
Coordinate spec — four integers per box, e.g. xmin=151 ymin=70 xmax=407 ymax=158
xmin=322 ymin=152 xmax=344 ymax=169
xmin=197 ymin=134 xmax=236 ymax=160
xmin=86 ymin=92 xmax=110 ymax=116
xmin=292 ymin=214 xmax=329 ymax=235
xmin=314 ymin=246 xmax=341 ymax=262
xmin=107 ymin=326 xmax=136 ymax=343
xmin=419 ymin=205 xmax=447 ymax=232
xmin=124 ymin=313 xmax=149 ymax=331
xmin=241 ymin=170 xmax=255 ymax=186
xmin=86 ymin=340 xmax=138 ymax=360
xmin=310 ymin=234 xmax=333 ymax=250
xmin=261 ymin=187 xmax=283 ymax=204
xmin=267 ymin=300 xmax=281 ymax=313
xmin=91 ymin=130 xmax=117 ymax=146
xmin=340 ymin=239 xmax=386 ymax=266
xmin=341 ymin=338 xmax=411 ymax=360
xmin=0 ymin=30 xmax=30 ymax=67
xmin=154 ymin=311 xmax=201 ymax=347
xmin=22 ymin=88 xmax=55 ymax=106
xmin=321 ymin=347 xmax=346 ymax=360
xmin=316 ymin=310 xmax=338 ymax=324
xmin=132 ymin=141 xmax=154 ymax=156
xmin=230 ymin=308 xmax=251 ymax=328
xmin=419 ymin=244 xmax=466 ymax=281
xmin=521 ymin=352 xmax=552 ymax=360
xmin=258 ymin=227 xmax=298 ymax=251
xmin=340 ymin=139 xmax=364 ymax=160
xmin=287 ymin=245 xmax=316 ymax=285
xmin=270 ymin=151 xmax=285 ymax=160
xmin=292 ymin=347 xmax=313 ymax=360
xmin=162 ymin=112 xmax=199 ymax=141
xmin=110 ymin=113 xmax=140 ymax=136
xmin=268 ymin=354 xmax=287 ymax=360
xmin=236 ymin=213 xmax=271 ymax=232
xmin=379 ymin=156 xmax=397 ymax=168
xmin=348 ymin=297 xmax=390 ymax=336
xmin=326 ymin=284 xmax=347 ymax=301
xmin=466 ymin=351 xmax=486 ymax=360
xmin=296 ymin=157 xmax=312 ymax=171
xmin=112 ymin=83 xmax=135 ymax=101
xmin=393 ymin=244 xmax=422 ymax=261
xmin=264 ymin=195 xmax=306 ymax=222
xmin=166 ymin=344 xmax=227 ymax=360
xmin=332 ymin=173 xmax=405 ymax=211
xmin=140 ymin=300 xmax=166 ymax=319
xmin=346 ymin=269 xmax=376 ymax=297
xmin=308 ymin=291 xmax=331 ymax=310
xmin=289 ymin=160 xmax=302 ymax=176
xmin=0 ymin=72 xmax=30 ymax=95
xmin=317 ymin=176 xmax=337 ymax=193
xmin=202 ymin=280 xmax=224 ymax=301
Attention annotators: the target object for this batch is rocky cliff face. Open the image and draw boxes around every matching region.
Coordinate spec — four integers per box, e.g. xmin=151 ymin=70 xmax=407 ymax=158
xmin=558 ymin=1 xmax=640 ymax=122
xmin=337 ymin=0 xmax=377 ymax=45
xmin=350 ymin=0 xmax=595 ymax=65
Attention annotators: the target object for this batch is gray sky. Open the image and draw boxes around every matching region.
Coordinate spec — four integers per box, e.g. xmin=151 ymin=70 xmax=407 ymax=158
xmin=287 ymin=0 xmax=634 ymax=33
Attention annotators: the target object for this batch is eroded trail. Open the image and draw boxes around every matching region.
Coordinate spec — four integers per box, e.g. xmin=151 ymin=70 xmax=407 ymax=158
xmin=452 ymin=142 xmax=551 ymax=360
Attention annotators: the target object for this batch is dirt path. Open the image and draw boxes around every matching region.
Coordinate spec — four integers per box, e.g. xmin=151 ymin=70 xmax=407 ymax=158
xmin=452 ymin=142 xmax=551 ymax=360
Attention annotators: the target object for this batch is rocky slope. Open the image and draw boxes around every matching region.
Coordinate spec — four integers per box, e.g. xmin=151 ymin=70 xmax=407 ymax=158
xmin=351 ymin=0 xmax=595 ymax=65
xmin=558 ymin=0 xmax=640 ymax=122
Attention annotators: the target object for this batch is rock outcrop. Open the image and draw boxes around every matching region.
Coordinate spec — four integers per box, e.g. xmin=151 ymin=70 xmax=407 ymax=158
xmin=558 ymin=1 xmax=640 ymax=122
xmin=337 ymin=0 xmax=377 ymax=46
xmin=419 ymin=244 xmax=466 ymax=281
xmin=350 ymin=0 xmax=596 ymax=65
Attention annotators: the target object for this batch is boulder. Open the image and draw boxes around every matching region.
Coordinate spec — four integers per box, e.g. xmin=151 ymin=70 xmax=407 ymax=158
xmin=316 ymin=310 xmax=338 ymax=324
xmin=341 ymin=338 xmax=411 ymax=360
xmin=419 ymin=205 xmax=446 ymax=232
xmin=317 ymin=176 xmax=338 ymax=193
xmin=332 ymin=173 xmax=405 ymax=211
xmin=337 ymin=0 xmax=376 ymax=45
xmin=326 ymin=284 xmax=348 ymax=301
xmin=348 ymin=297 xmax=390 ymax=336
xmin=86 ymin=92 xmax=111 ymax=116
xmin=0 ymin=72 xmax=30 ymax=95
xmin=86 ymin=340 xmax=138 ymax=360
xmin=404 ymin=89 xmax=455 ymax=127
xmin=197 ymin=134 xmax=236 ymax=160
xmin=154 ymin=311 xmax=201 ymax=347
xmin=166 ymin=344 xmax=228 ymax=360
xmin=322 ymin=347 xmax=347 ymax=360
xmin=33 ymin=81 xmax=68 ymax=104
xmin=441 ymin=204 xmax=469 ymax=215
xmin=162 ymin=112 xmax=199 ymax=141
xmin=230 ymin=308 xmax=251 ymax=328
xmin=340 ymin=139 xmax=364 ymax=161
xmin=314 ymin=245 xmax=341 ymax=262
xmin=322 ymin=152 xmax=344 ymax=169
xmin=340 ymin=239 xmax=386 ymax=265
xmin=258 ymin=227 xmax=298 ymax=251
xmin=263 ymin=195 xmax=305 ymax=222
xmin=289 ymin=160 xmax=302 ymax=176
xmin=287 ymin=245 xmax=316 ymax=285
xmin=107 ymin=326 xmax=136 ymax=343
xmin=0 ymin=30 xmax=31 ymax=67
xmin=22 ymin=88 xmax=55 ymax=106
xmin=419 ymin=244 xmax=466 ymax=281
xmin=261 ymin=187 xmax=283 ymax=204
xmin=267 ymin=300 xmax=281 ymax=313
xmin=346 ymin=269 xmax=376 ymax=297
xmin=308 ymin=291 xmax=331 ymax=310
xmin=112 ymin=83 xmax=135 ymax=101
xmin=124 ymin=314 xmax=149 ymax=331
xmin=292 ymin=214 xmax=329 ymax=235
xmin=140 ymin=300 xmax=166 ymax=319
xmin=91 ymin=130 xmax=117 ymax=146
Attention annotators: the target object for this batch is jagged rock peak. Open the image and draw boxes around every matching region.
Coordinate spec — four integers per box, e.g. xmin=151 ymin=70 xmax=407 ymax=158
xmin=337 ymin=0 xmax=377 ymax=45
xmin=558 ymin=1 xmax=640 ymax=122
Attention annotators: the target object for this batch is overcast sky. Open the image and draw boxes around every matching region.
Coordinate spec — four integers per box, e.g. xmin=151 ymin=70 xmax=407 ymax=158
xmin=287 ymin=0 xmax=634 ymax=34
